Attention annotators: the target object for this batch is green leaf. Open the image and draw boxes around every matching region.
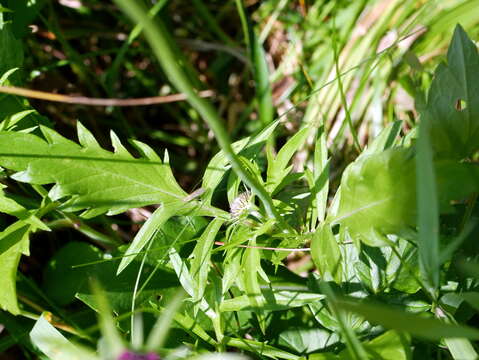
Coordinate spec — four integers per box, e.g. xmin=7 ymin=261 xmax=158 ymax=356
xmin=362 ymin=330 xmax=411 ymax=360
xmin=312 ymin=125 xmax=329 ymax=224
xmin=363 ymin=121 xmax=402 ymax=156
xmin=241 ymin=240 xmax=267 ymax=333
xmin=117 ymin=204 xmax=178 ymax=274
xmin=251 ymin=31 xmax=273 ymax=126
xmin=444 ymin=337 xmax=478 ymax=360
xmin=311 ymin=224 xmax=342 ymax=284
xmin=436 ymin=161 xmax=479 ymax=212
xmin=76 ymin=254 xmax=179 ymax=315
xmin=43 ymin=242 xmax=102 ymax=306
xmin=336 ymin=298 xmax=479 ymax=340
xmin=89 ymin=281 xmax=124 ymax=359
xmin=0 ymin=221 xmax=33 ymax=314
xmin=0 ymin=22 xmax=22 ymax=77
xmin=145 ymin=290 xmax=186 ymax=352
xmin=0 ymin=124 xmax=190 ymax=217
xmin=202 ymin=120 xmax=279 ymax=204
xmin=460 ymin=292 xmax=479 ymax=312
xmin=0 ymin=184 xmax=47 ymax=230
xmin=3 ymin=0 xmax=45 ymax=38
xmin=190 ymin=218 xmax=224 ymax=303
xmin=278 ymin=327 xmax=340 ymax=354
xmin=332 ymin=148 xmax=416 ymax=246
xmin=30 ymin=314 xmax=97 ymax=360
xmin=220 ymin=288 xmax=324 ymax=312
xmin=168 ymin=246 xmax=217 ymax=322
xmin=266 ymin=126 xmax=310 ymax=194
xmin=425 ymin=25 xmax=479 ymax=159
xmin=416 ymin=112 xmax=439 ymax=293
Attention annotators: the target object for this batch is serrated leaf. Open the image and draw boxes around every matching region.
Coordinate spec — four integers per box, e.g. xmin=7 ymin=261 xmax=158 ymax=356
xmin=0 ymin=124 xmax=189 ymax=217
xmin=425 ymin=25 xmax=479 ymax=159
xmin=332 ymin=148 xmax=416 ymax=246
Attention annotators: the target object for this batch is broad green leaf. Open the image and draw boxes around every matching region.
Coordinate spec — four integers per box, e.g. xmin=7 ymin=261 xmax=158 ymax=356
xmin=278 ymin=327 xmax=340 ymax=354
xmin=76 ymin=255 xmax=179 ymax=315
xmin=43 ymin=242 xmax=102 ymax=306
xmin=354 ymin=245 xmax=385 ymax=293
xmin=424 ymin=25 xmax=479 ymax=159
xmin=0 ymin=124 xmax=190 ymax=217
xmin=363 ymin=330 xmax=411 ymax=360
xmin=0 ymin=22 xmax=22 ymax=78
xmin=266 ymin=126 xmax=310 ymax=194
xmin=386 ymin=238 xmax=421 ymax=294
xmin=436 ymin=161 xmax=479 ymax=212
xmin=3 ymin=0 xmax=45 ymax=38
xmin=190 ymin=218 xmax=224 ymax=303
xmin=311 ymin=224 xmax=342 ymax=284
xmin=309 ymin=298 xmax=366 ymax=334
xmin=312 ymin=330 xmax=411 ymax=360
xmin=30 ymin=314 xmax=97 ymax=360
xmin=336 ymin=298 xmax=479 ymax=340
xmin=332 ymin=148 xmax=416 ymax=246
xmin=460 ymin=292 xmax=479 ymax=312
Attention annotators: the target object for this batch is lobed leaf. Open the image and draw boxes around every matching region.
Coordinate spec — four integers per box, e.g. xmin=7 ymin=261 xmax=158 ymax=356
xmin=0 ymin=123 xmax=189 ymax=218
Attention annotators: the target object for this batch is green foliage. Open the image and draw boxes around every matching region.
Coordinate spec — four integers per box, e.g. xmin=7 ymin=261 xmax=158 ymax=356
xmin=0 ymin=124 xmax=190 ymax=217
xmin=331 ymin=147 xmax=416 ymax=246
xmin=1 ymin=2 xmax=479 ymax=359
xmin=425 ymin=25 xmax=479 ymax=159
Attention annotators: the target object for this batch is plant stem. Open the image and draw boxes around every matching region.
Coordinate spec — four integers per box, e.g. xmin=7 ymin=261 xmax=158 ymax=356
xmin=113 ymin=0 xmax=288 ymax=229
